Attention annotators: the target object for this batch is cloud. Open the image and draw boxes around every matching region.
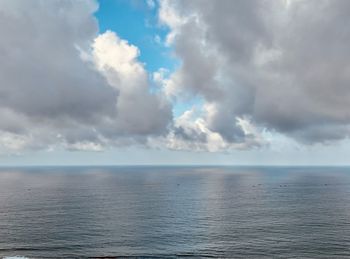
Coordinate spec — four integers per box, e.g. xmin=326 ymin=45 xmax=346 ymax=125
xmin=0 ymin=0 xmax=116 ymax=122
xmin=158 ymin=0 xmax=350 ymax=146
xmin=0 ymin=0 xmax=172 ymax=153
xmin=92 ymin=31 xmax=172 ymax=137
xmin=152 ymin=104 xmax=265 ymax=153
xmin=2 ymin=0 xmax=350 ymax=154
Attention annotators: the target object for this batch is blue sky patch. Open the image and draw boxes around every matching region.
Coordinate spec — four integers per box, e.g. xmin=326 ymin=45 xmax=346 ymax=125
xmin=95 ymin=0 xmax=175 ymax=73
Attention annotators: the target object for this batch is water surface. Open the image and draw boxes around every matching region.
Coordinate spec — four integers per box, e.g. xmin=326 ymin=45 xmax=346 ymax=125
xmin=1 ymin=166 xmax=350 ymax=258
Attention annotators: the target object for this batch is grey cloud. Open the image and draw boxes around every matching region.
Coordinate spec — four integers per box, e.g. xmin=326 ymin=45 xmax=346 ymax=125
xmin=0 ymin=0 xmax=117 ymax=122
xmin=173 ymin=125 xmax=207 ymax=143
xmin=161 ymin=0 xmax=350 ymax=145
xmin=0 ymin=0 xmax=172 ymax=152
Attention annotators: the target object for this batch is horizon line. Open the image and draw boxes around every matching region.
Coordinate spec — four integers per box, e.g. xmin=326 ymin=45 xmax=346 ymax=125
xmin=0 ymin=164 xmax=350 ymax=168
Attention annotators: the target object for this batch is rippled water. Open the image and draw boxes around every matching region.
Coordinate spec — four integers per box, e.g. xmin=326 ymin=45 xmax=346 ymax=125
xmin=1 ymin=166 xmax=350 ymax=258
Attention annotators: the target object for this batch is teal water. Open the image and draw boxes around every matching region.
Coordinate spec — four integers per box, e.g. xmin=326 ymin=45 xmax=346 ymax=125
xmin=1 ymin=166 xmax=350 ymax=258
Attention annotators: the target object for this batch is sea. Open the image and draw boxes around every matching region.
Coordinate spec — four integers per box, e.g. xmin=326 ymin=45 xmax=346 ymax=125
xmin=1 ymin=166 xmax=350 ymax=258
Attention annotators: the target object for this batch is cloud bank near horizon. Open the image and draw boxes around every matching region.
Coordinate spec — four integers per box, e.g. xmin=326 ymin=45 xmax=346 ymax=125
xmin=0 ymin=0 xmax=350 ymax=153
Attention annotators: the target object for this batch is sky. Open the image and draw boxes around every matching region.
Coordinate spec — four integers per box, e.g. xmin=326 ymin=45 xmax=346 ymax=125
xmin=0 ymin=0 xmax=350 ymax=165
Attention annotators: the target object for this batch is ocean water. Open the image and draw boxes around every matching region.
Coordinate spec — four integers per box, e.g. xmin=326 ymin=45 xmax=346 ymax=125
xmin=1 ymin=166 xmax=350 ymax=258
